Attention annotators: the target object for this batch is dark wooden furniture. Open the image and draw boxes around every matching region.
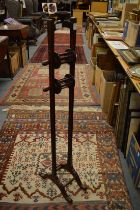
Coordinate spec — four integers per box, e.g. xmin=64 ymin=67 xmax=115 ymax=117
xmin=44 ymin=11 xmax=71 ymax=22
xmin=0 ymin=24 xmax=29 ymax=67
xmin=55 ymin=11 xmax=71 ymax=21
xmin=22 ymin=15 xmax=43 ymax=32
xmin=0 ymin=0 xmax=6 ymax=23
xmin=39 ymin=18 xmax=86 ymax=203
xmin=0 ymin=35 xmax=12 ymax=78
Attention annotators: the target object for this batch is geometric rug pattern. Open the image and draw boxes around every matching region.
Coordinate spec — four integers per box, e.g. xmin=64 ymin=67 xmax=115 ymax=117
xmin=0 ymin=106 xmax=132 ymax=209
xmin=0 ymin=64 xmax=99 ymax=106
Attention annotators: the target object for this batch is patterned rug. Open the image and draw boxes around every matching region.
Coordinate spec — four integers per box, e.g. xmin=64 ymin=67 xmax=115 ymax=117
xmin=0 ymin=64 xmax=99 ymax=106
xmin=55 ymin=26 xmax=84 ymax=34
xmin=41 ymin=33 xmax=83 ymax=45
xmin=30 ymin=45 xmax=87 ymax=64
xmin=0 ymin=106 xmax=132 ymax=209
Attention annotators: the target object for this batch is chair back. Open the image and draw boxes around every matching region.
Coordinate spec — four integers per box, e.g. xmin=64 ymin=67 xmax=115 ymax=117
xmin=32 ymin=0 xmax=39 ymax=12
xmin=5 ymin=0 xmax=23 ymax=19
xmin=24 ymin=0 xmax=34 ymax=15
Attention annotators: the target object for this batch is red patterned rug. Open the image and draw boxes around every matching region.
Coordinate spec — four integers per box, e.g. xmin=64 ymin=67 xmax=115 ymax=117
xmin=0 ymin=106 xmax=132 ymax=209
xmin=41 ymin=33 xmax=83 ymax=45
xmin=45 ymin=26 xmax=84 ymax=34
xmin=30 ymin=45 xmax=87 ymax=64
xmin=0 ymin=64 xmax=99 ymax=106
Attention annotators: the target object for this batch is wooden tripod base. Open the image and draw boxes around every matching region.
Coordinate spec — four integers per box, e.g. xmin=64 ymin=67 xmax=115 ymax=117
xmin=39 ymin=163 xmax=87 ymax=203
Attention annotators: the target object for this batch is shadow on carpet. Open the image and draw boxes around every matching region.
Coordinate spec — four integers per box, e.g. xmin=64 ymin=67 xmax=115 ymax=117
xmin=30 ymin=45 xmax=87 ymax=64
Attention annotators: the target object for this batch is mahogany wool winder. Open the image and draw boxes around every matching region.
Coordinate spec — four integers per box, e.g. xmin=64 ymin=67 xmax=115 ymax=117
xmin=39 ymin=17 xmax=87 ymax=203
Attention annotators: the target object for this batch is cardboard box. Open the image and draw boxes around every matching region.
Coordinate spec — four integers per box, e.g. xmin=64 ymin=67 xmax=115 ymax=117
xmin=93 ymin=33 xmax=102 ymax=45
xmin=0 ymin=49 xmax=20 ymax=78
xmin=129 ymin=12 xmax=138 ymax=22
xmin=127 ymin=118 xmax=140 ymax=156
xmin=9 ymin=45 xmax=20 ymax=73
xmin=91 ymin=42 xmax=108 ymax=58
xmin=97 ymin=50 xmax=117 ymax=70
xmin=126 ymin=93 xmax=140 ymax=155
xmin=9 ymin=43 xmax=27 ymax=66
xmin=120 ymin=3 xmax=137 ymax=26
xmin=9 ymin=50 xmax=20 ymax=74
xmin=90 ymin=57 xmax=97 ymax=85
xmin=95 ymin=65 xmax=102 ymax=94
xmin=73 ymin=9 xmax=83 ymax=26
xmin=126 ymin=133 xmax=140 ymax=188
xmin=100 ymin=71 xmax=117 ymax=114
xmin=88 ymin=23 xmax=93 ymax=49
xmin=123 ymin=20 xmax=140 ymax=47
xmin=107 ymin=82 xmax=120 ymax=126
xmin=21 ymin=43 xmax=27 ymax=66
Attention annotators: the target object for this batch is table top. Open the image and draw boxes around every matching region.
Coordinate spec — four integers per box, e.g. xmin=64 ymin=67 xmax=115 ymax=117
xmin=0 ymin=35 xmax=8 ymax=43
xmin=0 ymin=24 xmax=29 ymax=39
xmin=88 ymin=14 xmax=140 ymax=93
xmin=0 ymin=24 xmax=29 ymax=31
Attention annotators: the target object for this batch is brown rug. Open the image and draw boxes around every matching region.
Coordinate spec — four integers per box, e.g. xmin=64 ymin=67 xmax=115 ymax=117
xmin=30 ymin=45 xmax=87 ymax=64
xmin=41 ymin=33 xmax=83 ymax=45
xmin=0 ymin=64 xmax=99 ymax=106
xmin=0 ymin=106 xmax=132 ymax=210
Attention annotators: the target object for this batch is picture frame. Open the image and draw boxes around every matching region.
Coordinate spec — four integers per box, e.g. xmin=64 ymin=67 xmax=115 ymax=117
xmin=118 ymin=49 xmax=140 ymax=65
xmin=42 ymin=3 xmax=48 ymax=13
xmin=130 ymin=47 xmax=140 ymax=59
xmin=47 ymin=3 xmax=57 ymax=14
xmin=129 ymin=64 xmax=140 ymax=78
